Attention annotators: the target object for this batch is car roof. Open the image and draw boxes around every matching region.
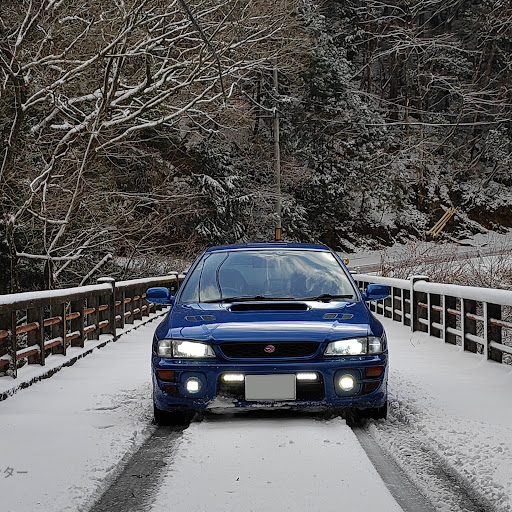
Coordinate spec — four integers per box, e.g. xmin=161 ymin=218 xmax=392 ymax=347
xmin=204 ymin=242 xmax=331 ymax=253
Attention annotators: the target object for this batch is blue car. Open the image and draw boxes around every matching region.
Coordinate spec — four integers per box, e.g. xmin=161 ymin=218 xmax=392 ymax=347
xmin=147 ymin=243 xmax=390 ymax=425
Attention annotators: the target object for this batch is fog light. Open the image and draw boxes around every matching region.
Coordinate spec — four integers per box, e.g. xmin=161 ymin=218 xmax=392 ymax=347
xmin=338 ymin=374 xmax=356 ymax=391
xmin=296 ymin=372 xmax=318 ymax=381
xmin=185 ymin=377 xmax=201 ymax=393
xmin=222 ymin=373 xmax=245 ymax=383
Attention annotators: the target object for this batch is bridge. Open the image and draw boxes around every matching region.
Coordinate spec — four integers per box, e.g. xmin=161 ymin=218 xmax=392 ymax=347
xmin=1 ymin=271 xmax=511 ymax=511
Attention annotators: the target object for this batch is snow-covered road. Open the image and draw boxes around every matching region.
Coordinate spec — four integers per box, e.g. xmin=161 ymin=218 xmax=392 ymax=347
xmin=1 ymin=315 xmax=511 ymax=512
xmin=373 ymin=321 xmax=512 ymax=512
xmin=149 ymin=415 xmax=402 ymax=512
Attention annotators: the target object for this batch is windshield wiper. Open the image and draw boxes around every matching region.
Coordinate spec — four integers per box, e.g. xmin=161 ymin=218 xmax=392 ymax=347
xmin=203 ymin=295 xmax=264 ymax=303
xmin=301 ymin=293 xmax=355 ymax=302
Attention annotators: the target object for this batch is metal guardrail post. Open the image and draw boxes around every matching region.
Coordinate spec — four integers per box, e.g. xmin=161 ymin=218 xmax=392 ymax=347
xmin=391 ymin=287 xmax=399 ymax=321
xmin=87 ymin=294 xmax=99 ymax=341
xmin=97 ymin=277 xmax=117 ymax=341
xmin=27 ymin=306 xmax=45 ymax=365
xmin=400 ymin=286 xmax=407 ymax=326
xmin=118 ymin=287 xmax=126 ymax=330
xmin=462 ymin=298 xmax=477 ymax=353
xmin=443 ymin=295 xmax=457 ymax=345
xmin=124 ymin=285 xmax=134 ymax=326
xmin=384 ymin=291 xmax=392 ymax=319
xmin=71 ymin=299 xmax=85 ymax=348
xmin=1 ymin=311 xmax=18 ymax=379
xmin=403 ymin=287 xmax=411 ymax=327
xmin=410 ymin=275 xmax=429 ymax=333
xmin=486 ymin=302 xmax=503 ymax=363
xmin=51 ymin=302 xmax=67 ymax=355
xmin=134 ymin=285 xmax=143 ymax=322
xmin=429 ymin=293 xmax=441 ymax=337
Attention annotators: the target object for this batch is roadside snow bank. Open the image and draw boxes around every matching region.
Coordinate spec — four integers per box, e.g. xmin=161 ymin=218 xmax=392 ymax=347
xmin=370 ymin=318 xmax=512 ymax=512
xmin=0 ymin=323 xmax=158 ymax=512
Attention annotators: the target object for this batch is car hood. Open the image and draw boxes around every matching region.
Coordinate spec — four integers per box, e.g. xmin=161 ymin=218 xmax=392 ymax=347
xmin=157 ymin=301 xmax=372 ymax=343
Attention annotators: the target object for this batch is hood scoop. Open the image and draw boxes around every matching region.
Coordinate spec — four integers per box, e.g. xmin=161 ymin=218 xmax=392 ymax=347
xmin=323 ymin=313 xmax=354 ymax=320
xmin=185 ymin=315 xmax=216 ymax=322
xmin=230 ymin=302 xmax=308 ymax=312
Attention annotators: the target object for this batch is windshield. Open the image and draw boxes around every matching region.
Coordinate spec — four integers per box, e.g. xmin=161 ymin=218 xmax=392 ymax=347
xmin=179 ymin=249 xmax=357 ymax=303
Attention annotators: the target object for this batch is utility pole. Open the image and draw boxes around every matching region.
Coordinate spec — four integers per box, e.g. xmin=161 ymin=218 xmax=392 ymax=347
xmin=273 ymin=63 xmax=282 ymax=241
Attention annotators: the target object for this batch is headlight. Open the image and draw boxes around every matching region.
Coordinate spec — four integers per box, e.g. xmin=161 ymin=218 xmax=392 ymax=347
xmin=157 ymin=339 xmax=215 ymax=358
xmin=324 ymin=336 xmax=384 ymax=356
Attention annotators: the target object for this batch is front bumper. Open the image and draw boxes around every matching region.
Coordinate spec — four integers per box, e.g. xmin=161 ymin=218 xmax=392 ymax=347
xmin=152 ymin=354 xmax=388 ymax=411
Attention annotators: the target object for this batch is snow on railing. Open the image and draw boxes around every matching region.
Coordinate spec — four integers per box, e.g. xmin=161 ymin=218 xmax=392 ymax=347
xmin=0 ymin=274 xmax=185 ymax=379
xmin=354 ymin=273 xmax=512 ymax=365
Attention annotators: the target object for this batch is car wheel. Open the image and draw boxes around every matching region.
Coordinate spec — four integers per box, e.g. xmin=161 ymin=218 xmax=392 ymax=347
xmin=345 ymin=408 xmax=367 ymax=427
xmin=346 ymin=401 xmax=387 ymax=426
xmin=367 ymin=401 xmax=388 ymax=420
xmin=153 ymin=403 xmax=193 ymax=426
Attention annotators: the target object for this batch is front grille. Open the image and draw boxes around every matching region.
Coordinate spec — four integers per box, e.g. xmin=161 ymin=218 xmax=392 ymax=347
xmin=220 ymin=342 xmax=319 ymax=359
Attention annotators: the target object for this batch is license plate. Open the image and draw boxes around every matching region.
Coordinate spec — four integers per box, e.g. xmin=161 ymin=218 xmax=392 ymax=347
xmin=245 ymin=374 xmax=296 ymax=401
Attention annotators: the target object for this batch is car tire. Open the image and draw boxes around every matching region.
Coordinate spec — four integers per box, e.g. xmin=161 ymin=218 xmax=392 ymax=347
xmin=346 ymin=401 xmax=388 ymax=425
xmin=345 ymin=409 xmax=367 ymax=427
xmin=367 ymin=401 xmax=388 ymax=420
xmin=153 ymin=403 xmax=192 ymax=426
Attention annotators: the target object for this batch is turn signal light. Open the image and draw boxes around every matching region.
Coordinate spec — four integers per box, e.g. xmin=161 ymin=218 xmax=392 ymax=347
xmin=157 ymin=370 xmax=176 ymax=381
xmin=365 ymin=366 xmax=384 ymax=378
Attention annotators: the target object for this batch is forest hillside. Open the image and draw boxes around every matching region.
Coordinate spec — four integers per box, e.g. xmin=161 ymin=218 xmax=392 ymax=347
xmin=1 ymin=0 xmax=511 ymax=292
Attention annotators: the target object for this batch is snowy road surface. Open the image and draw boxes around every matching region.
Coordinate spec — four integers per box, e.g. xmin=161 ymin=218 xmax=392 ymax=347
xmin=1 ymin=315 xmax=511 ymax=512
xmin=149 ymin=416 xmax=402 ymax=512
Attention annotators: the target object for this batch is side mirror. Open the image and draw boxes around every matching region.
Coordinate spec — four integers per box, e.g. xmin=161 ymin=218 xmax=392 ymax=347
xmin=146 ymin=287 xmax=175 ymax=305
xmin=361 ymin=284 xmax=390 ymax=302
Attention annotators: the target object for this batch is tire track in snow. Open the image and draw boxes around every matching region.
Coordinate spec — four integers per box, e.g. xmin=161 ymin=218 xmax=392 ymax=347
xmin=147 ymin=411 xmax=405 ymax=512
xmin=364 ymin=401 xmax=504 ymax=512
xmin=88 ymin=406 xmax=500 ymax=512
xmin=88 ymin=425 xmax=185 ymax=512
xmin=351 ymin=424 xmax=437 ymax=512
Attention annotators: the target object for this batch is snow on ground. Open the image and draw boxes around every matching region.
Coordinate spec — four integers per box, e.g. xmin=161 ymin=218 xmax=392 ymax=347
xmin=372 ymin=318 xmax=512 ymax=512
xmin=149 ymin=415 xmax=402 ymax=512
xmin=1 ymin=310 xmax=512 ymax=512
xmin=0 ymin=318 xmax=402 ymax=512
xmin=0 ymin=321 xmax=160 ymax=512
xmin=345 ymin=230 xmax=512 ymax=272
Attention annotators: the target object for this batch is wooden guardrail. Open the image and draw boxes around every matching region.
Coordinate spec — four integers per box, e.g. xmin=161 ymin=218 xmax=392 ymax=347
xmin=0 ymin=274 xmax=184 ymax=379
xmin=354 ymin=273 xmax=512 ymax=365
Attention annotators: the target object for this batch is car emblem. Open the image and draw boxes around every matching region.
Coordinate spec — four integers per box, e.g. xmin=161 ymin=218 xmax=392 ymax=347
xmin=264 ymin=345 xmax=276 ymax=354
